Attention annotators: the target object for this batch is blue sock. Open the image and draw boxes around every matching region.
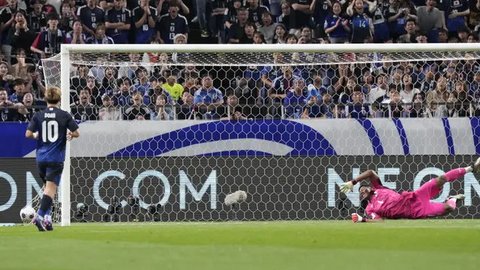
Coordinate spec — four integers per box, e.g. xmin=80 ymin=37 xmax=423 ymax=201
xmin=37 ymin=209 xmax=46 ymax=218
xmin=38 ymin=195 xmax=53 ymax=218
xmin=44 ymin=209 xmax=53 ymax=224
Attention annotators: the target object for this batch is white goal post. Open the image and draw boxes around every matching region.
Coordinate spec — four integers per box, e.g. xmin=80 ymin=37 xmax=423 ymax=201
xmin=49 ymin=43 xmax=480 ymax=226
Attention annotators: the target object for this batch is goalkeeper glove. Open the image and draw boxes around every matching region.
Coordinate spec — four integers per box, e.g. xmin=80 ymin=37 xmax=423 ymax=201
xmin=351 ymin=213 xmax=365 ymax=223
xmin=340 ymin=181 xmax=354 ymax=193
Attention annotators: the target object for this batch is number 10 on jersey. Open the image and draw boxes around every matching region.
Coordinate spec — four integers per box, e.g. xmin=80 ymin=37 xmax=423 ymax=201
xmin=42 ymin=121 xmax=58 ymax=143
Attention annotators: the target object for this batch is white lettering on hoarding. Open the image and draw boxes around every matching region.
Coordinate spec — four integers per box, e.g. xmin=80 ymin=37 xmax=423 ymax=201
xmin=465 ymin=173 xmax=480 ymax=206
xmin=93 ymin=170 xmax=127 ymax=209
xmin=0 ymin=172 xmax=17 ymax=211
xmin=179 ymin=170 xmax=217 ymax=210
xmin=26 ymin=171 xmax=42 ymax=206
xmin=328 ymin=168 xmax=360 ymax=207
xmin=378 ymin=168 xmax=400 ymax=190
xmin=92 ymin=169 xmax=216 ymax=210
xmin=132 ymin=170 xmax=171 ymax=209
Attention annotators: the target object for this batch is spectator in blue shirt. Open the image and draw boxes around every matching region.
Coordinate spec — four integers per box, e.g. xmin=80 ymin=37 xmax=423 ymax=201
xmin=324 ymin=1 xmax=350 ymax=43
xmin=8 ymin=78 xmax=26 ymax=103
xmin=77 ymin=0 xmax=105 ymax=38
xmin=30 ymin=13 xmax=66 ymax=59
xmin=133 ymin=0 xmax=157 ymax=44
xmin=105 ymin=0 xmax=131 ymax=44
xmin=348 ymin=87 xmax=370 ymax=119
xmin=156 ymin=3 xmax=189 ymax=44
xmin=194 ymin=75 xmax=224 ymax=119
xmin=284 ymin=78 xmax=308 ymax=119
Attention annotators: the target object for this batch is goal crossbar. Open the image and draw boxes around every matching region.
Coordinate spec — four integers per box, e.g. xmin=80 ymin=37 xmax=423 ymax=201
xmin=61 ymin=43 xmax=480 ymax=54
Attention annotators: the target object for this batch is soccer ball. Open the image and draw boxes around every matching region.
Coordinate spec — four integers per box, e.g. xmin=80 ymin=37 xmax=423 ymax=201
xmin=20 ymin=206 xmax=36 ymax=223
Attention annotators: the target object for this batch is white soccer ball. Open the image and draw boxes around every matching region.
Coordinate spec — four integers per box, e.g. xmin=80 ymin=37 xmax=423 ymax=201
xmin=20 ymin=206 xmax=36 ymax=223
xmin=224 ymin=190 xmax=248 ymax=206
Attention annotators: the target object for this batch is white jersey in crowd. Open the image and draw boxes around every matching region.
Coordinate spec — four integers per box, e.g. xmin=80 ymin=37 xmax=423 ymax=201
xmin=367 ymin=85 xmax=387 ymax=104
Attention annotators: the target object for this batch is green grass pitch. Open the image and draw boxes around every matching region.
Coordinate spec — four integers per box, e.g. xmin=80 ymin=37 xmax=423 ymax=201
xmin=1 ymin=220 xmax=479 ymax=270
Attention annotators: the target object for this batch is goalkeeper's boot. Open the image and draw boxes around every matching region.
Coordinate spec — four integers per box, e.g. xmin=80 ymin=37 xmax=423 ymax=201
xmin=473 ymin=158 xmax=480 ymax=173
xmin=33 ymin=216 xmax=46 ymax=232
xmin=446 ymin=194 xmax=465 ymax=210
xmin=448 ymin=194 xmax=465 ymax=201
xmin=44 ymin=215 xmax=53 ymax=231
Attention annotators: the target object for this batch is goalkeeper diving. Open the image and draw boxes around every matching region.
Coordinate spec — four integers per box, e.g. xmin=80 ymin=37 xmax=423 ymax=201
xmin=340 ymin=158 xmax=480 ymax=222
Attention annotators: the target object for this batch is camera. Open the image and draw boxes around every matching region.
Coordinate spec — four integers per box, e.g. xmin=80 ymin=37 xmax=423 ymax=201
xmin=127 ymin=195 xmax=140 ymax=222
xmin=75 ymin=202 xmax=88 ymax=222
xmin=147 ymin=204 xmax=162 ymax=222
xmin=105 ymin=196 xmax=122 ymax=222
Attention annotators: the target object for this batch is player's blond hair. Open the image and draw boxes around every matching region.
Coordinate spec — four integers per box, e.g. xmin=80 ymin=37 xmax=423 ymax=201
xmin=44 ymin=87 xmax=61 ymax=104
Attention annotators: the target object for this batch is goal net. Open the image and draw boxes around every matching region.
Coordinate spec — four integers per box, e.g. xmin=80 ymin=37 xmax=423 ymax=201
xmin=41 ymin=44 xmax=480 ymax=225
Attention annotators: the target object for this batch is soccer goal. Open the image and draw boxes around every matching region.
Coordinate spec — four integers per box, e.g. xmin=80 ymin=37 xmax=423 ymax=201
xmin=41 ymin=43 xmax=480 ymax=226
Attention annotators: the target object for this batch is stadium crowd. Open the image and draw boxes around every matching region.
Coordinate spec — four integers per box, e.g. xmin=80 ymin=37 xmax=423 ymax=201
xmin=0 ymin=0 xmax=479 ymax=121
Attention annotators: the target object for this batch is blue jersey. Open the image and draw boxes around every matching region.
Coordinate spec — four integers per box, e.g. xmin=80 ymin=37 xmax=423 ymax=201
xmin=27 ymin=107 xmax=79 ymax=163
xmin=248 ymin=5 xmax=269 ymax=27
xmin=105 ymin=7 xmax=131 ymax=44
xmin=77 ymin=5 xmax=105 ymax=33
xmin=156 ymin=14 xmax=189 ymax=44
xmin=324 ymin=15 xmax=349 ymax=38
xmin=350 ymin=13 xmax=371 ymax=43
xmin=447 ymin=0 xmax=469 ymax=32
xmin=348 ymin=104 xmax=370 ymax=119
xmin=283 ymin=90 xmax=308 ymax=118
xmin=132 ymin=6 xmax=157 ymax=44
xmin=193 ymin=88 xmax=223 ymax=105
